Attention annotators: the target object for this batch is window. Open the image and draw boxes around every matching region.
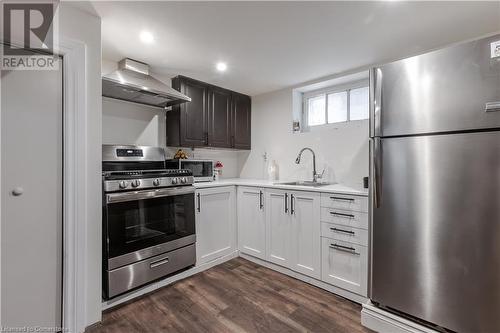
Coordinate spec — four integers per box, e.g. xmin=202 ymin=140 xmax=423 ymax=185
xmin=327 ymin=91 xmax=347 ymax=123
xmin=304 ymin=84 xmax=369 ymax=127
xmin=349 ymin=87 xmax=369 ymax=121
xmin=307 ymin=95 xmax=326 ymax=126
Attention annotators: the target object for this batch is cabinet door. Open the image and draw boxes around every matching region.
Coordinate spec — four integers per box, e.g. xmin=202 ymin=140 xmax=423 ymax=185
xmin=290 ymin=191 xmax=321 ymax=279
xmin=231 ymin=93 xmax=251 ymax=149
xmin=265 ymin=189 xmax=292 ymax=267
xmin=196 ymin=186 xmax=236 ymax=265
xmin=179 ymin=79 xmax=208 ymax=147
xmin=237 ymin=187 xmax=266 ymax=259
xmin=208 ymin=88 xmax=232 ymax=148
xmin=321 ymin=238 xmax=368 ymax=296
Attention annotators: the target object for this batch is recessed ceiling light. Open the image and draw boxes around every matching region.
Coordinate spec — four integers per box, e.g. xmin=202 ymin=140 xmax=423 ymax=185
xmin=139 ymin=31 xmax=154 ymax=44
xmin=216 ymin=62 xmax=227 ymax=72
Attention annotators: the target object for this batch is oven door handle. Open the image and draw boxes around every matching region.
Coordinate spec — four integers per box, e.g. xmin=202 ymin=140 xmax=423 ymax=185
xmin=106 ymin=186 xmax=195 ymax=203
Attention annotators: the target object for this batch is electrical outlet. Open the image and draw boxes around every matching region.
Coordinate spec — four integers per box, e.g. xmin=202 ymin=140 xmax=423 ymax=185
xmin=491 ymin=40 xmax=500 ymax=59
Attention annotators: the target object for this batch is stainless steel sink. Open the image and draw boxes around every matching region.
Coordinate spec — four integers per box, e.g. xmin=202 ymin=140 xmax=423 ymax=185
xmin=274 ymin=181 xmax=331 ymax=187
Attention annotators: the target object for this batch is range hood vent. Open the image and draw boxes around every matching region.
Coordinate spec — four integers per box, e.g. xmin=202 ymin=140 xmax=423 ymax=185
xmin=102 ymin=58 xmax=191 ymax=109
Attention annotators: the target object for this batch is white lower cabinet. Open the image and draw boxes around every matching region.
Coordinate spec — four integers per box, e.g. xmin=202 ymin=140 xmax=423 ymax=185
xmin=321 ymin=238 xmax=368 ymax=296
xmin=195 ymin=186 xmax=236 ymax=265
xmin=265 ymin=189 xmax=293 ymax=267
xmin=265 ymin=189 xmax=321 ymax=279
xmin=290 ymin=191 xmax=321 ymax=279
xmin=237 ymin=187 xmax=266 ymax=259
xmin=233 ymin=185 xmax=369 ymax=299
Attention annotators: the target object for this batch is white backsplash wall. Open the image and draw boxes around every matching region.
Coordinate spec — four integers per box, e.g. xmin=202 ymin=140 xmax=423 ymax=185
xmin=239 ymin=88 xmax=369 ymax=190
xmin=165 ymin=147 xmax=249 ymax=179
xmin=102 ymin=94 xmax=248 ymax=178
xmin=102 ymin=97 xmax=167 ymax=146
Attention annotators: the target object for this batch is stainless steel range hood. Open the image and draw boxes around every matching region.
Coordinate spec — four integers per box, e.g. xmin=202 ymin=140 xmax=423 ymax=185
xmin=102 ymin=58 xmax=191 ymax=109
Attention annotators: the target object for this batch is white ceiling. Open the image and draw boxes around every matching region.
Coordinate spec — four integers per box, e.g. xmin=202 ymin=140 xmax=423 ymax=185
xmin=74 ymin=1 xmax=500 ymax=96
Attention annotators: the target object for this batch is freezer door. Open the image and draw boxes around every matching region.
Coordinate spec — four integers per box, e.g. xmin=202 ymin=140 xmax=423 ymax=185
xmin=371 ymin=131 xmax=500 ymax=333
xmin=371 ymin=34 xmax=500 ymax=137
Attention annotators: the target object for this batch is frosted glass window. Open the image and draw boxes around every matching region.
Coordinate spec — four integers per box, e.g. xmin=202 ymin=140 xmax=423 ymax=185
xmin=327 ymin=92 xmax=348 ymax=123
xmin=307 ymin=95 xmax=326 ymax=126
xmin=349 ymin=86 xmax=369 ymax=120
xmin=304 ymin=84 xmax=369 ymax=128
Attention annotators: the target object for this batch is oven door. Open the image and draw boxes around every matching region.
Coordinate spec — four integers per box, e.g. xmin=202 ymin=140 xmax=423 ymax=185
xmin=180 ymin=160 xmax=214 ymax=182
xmin=104 ymin=186 xmax=195 ymax=269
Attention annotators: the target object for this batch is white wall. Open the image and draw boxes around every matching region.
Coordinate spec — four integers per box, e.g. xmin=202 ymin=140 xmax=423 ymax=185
xmin=239 ymin=88 xmax=369 ymax=190
xmin=58 ymin=3 xmax=102 ymax=329
xmin=102 ymin=98 xmax=167 ymax=147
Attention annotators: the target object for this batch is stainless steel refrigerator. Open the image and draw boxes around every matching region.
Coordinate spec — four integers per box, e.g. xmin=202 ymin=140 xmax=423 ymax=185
xmin=369 ymin=34 xmax=500 ymax=333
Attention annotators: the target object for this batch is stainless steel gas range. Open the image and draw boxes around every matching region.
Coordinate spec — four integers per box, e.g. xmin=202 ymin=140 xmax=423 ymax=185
xmin=102 ymin=145 xmax=196 ymax=299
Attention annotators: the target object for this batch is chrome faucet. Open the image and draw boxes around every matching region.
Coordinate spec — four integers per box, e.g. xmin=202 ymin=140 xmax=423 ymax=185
xmin=295 ymin=147 xmax=322 ymax=183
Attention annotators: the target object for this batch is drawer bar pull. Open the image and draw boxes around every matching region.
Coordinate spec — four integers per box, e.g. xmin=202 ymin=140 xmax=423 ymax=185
xmin=150 ymin=257 xmax=170 ymax=268
xmin=330 ymin=227 xmax=355 ymax=235
xmin=330 ymin=211 xmax=355 ymax=218
xmin=330 ymin=243 xmax=360 ymax=255
xmin=330 ymin=196 xmax=355 ymax=202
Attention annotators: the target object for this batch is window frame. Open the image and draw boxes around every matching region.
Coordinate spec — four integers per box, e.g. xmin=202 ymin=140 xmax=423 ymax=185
xmin=302 ymin=80 xmax=368 ymax=128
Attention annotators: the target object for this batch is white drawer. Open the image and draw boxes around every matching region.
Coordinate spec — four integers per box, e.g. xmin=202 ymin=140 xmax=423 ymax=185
xmin=320 ymin=207 xmax=368 ymax=230
xmin=321 ymin=222 xmax=368 ymax=246
xmin=321 ymin=238 xmax=368 ymax=296
xmin=321 ymin=193 xmax=368 ymax=212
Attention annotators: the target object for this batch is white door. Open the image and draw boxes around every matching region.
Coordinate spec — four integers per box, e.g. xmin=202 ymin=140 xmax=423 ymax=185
xmin=1 ymin=57 xmax=63 ymax=327
xmin=196 ymin=186 xmax=236 ymax=265
xmin=265 ymin=189 xmax=292 ymax=267
xmin=291 ymin=191 xmax=321 ymax=279
xmin=237 ymin=187 xmax=266 ymax=259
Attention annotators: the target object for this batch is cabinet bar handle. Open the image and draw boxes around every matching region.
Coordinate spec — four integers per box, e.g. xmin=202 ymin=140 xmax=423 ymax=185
xmin=330 ymin=211 xmax=355 ymax=218
xmin=285 ymin=193 xmax=289 ymax=213
xmin=290 ymin=194 xmax=295 ymax=215
xmin=330 ymin=243 xmax=359 ymax=255
xmin=197 ymin=193 xmax=201 ymax=212
xmin=259 ymin=190 xmax=264 ymax=210
xmin=330 ymin=227 xmax=355 ymax=235
xmin=150 ymin=257 xmax=169 ymax=268
xmin=330 ymin=196 xmax=355 ymax=202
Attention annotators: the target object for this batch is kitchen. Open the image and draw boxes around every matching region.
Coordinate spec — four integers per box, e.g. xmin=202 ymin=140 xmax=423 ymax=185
xmin=1 ymin=1 xmax=500 ymax=333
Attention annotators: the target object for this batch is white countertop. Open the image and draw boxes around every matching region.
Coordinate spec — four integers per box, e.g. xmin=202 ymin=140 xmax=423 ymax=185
xmin=193 ymin=178 xmax=368 ymax=196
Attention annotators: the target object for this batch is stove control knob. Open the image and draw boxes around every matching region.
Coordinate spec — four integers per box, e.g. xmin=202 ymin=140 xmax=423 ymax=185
xmin=171 ymin=178 xmax=178 ymax=185
xmin=180 ymin=177 xmax=187 ymax=184
xmin=119 ymin=181 xmax=129 ymax=189
xmin=153 ymin=178 xmax=161 ymax=186
xmin=132 ymin=179 xmax=141 ymax=188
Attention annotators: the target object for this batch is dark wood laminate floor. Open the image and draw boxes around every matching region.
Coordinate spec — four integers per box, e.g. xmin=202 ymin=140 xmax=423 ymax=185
xmin=89 ymin=258 xmax=372 ymax=333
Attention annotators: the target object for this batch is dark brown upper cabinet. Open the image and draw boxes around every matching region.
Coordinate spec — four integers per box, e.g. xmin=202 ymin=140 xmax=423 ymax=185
xmin=167 ymin=77 xmax=208 ymax=147
xmin=208 ymin=87 xmax=232 ymax=148
xmin=231 ymin=93 xmax=251 ymax=150
xmin=167 ymin=76 xmax=251 ymax=150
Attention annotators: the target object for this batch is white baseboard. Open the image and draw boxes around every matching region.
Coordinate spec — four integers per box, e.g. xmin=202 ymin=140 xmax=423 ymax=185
xmin=101 ymin=250 xmax=239 ymax=310
xmin=239 ymin=252 xmax=368 ymax=304
xmin=361 ymin=301 xmax=438 ymax=333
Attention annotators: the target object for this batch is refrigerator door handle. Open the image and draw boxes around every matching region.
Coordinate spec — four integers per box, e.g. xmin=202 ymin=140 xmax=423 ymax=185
xmin=370 ymin=68 xmax=383 ymax=137
xmin=485 ymin=101 xmax=500 ymax=112
xmin=369 ymin=68 xmax=375 ymax=136
xmin=373 ymin=137 xmax=382 ymax=208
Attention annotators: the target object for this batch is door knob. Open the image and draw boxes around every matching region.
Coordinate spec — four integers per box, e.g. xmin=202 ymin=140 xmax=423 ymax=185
xmin=12 ymin=187 xmax=24 ymax=196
